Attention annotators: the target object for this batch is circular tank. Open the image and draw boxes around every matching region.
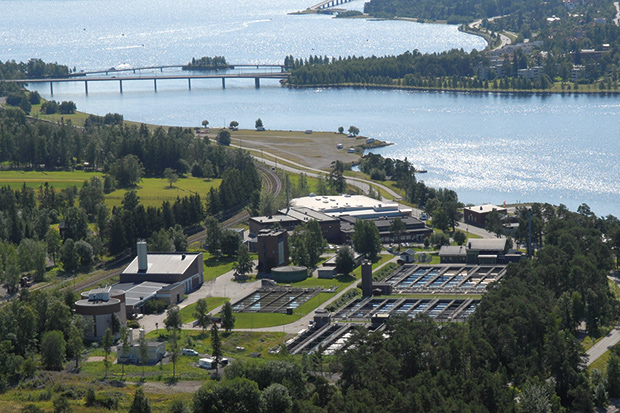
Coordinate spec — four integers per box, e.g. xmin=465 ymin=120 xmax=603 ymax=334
xmin=269 ymin=266 xmax=308 ymax=283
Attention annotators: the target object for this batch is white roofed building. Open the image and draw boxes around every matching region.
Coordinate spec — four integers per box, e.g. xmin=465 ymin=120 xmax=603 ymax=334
xmin=291 ymin=194 xmax=412 ymax=219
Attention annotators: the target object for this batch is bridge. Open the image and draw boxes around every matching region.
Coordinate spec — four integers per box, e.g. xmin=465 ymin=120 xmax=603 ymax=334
xmin=68 ymin=63 xmax=285 ymax=77
xmin=309 ymin=0 xmax=354 ymax=11
xmin=6 ymin=72 xmax=289 ymax=95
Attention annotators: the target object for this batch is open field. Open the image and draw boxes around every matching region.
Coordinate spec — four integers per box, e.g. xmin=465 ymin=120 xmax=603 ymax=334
xmin=0 ymin=170 xmax=221 ymax=208
xmin=228 ymin=129 xmax=377 ymax=170
xmin=0 ymin=170 xmax=103 ymax=190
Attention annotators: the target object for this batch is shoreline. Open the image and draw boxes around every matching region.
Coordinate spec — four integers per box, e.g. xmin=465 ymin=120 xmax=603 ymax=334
xmin=285 ymin=81 xmax=620 ymax=96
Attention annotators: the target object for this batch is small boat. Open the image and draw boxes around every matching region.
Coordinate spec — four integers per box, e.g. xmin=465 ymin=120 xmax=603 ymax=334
xmin=416 ymin=169 xmax=427 ymax=173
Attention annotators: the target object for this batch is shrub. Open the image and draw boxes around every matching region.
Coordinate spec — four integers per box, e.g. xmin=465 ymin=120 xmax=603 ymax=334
xmin=144 ymin=299 xmax=167 ymax=314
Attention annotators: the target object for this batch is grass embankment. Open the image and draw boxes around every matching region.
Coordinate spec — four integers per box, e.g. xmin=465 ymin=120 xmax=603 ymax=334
xmin=0 ymin=170 xmax=221 ymax=208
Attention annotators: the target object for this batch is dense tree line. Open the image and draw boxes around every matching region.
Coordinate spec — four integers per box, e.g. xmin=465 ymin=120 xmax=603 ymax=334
xmin=359 ymin=153 xmax=461 ymax=228
xmin=0 ymin=288 xmax=85 ymax=392
xmin=0 ymin=58 xmax=69 ymax=80
xmin=0 ymin=105 xmax=260 ymax=182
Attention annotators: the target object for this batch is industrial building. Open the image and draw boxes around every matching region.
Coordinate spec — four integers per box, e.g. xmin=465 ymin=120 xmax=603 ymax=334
xmin=339 ymin=215 xmax=432 ymax=244
xmin=75 ymin=287 xmax=127 ymax=340
xmin=120 ymin=241 xmax=204 ymax=293
xmin=291 ymin=194 xmax=412 ymax=219
xmin=111 ymin=241 xmax=204 ymax=316
xmin=257 ymin=229 xmax=289 ymax=273
xmin=439 ymin=238 xmax=514 ymax=265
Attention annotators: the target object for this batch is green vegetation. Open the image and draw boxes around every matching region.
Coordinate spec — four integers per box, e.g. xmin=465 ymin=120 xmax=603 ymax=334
xmin=178 ymin=297 xmax=230 ymax=324
xmin=183 ymin=56 xmax=229 ymax=70
xmin=232 ymin=292 xmax=333 ymax=328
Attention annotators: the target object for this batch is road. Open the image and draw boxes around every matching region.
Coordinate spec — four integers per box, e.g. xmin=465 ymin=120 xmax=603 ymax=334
xmin=587 ymin=326 xmax=620 ymax=366
xmin=586 ymin=275 xmax=620 ymax=366
xmin=467 ymin=15 xmax=512 ymax=50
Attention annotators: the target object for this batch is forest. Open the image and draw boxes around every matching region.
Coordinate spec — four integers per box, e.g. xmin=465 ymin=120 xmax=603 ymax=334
xmin=0 ymin=98 xmax=261 ymax=292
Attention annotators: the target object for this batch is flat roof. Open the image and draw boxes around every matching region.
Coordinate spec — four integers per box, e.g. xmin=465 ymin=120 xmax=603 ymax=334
xmin=114 ymin=281 xmax=169 ymax=308
xmin=281 ymin=207 xmax=339 ymax=223
xmin=439 ymin=246 xmax=467 ymax=256
xmin=464 ymin=204 xmax=507 ymax=214
xmin=250 ymin=215 xmax=298 ymax=224
xmin=468 ymin=238 xmax=507 ymax=251
xmin=291 ymin=195 xmax=411 ymax=218
xmin=122 ymin=252 xmax=201 ymax=275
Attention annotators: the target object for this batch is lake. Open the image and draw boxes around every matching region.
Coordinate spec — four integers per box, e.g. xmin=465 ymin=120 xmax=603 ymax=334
xmin=2 ymin=0 xmax=619 ymax=216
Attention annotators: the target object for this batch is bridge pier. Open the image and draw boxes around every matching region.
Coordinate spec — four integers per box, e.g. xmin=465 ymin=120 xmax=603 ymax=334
xmin=255 ymin=78 xmax=260 ymax=88
xmin=50 ymin=82 xmax=53 ymax=96
xmin=222 ymin=78 xmax=226 ymax=88
xmin=119 ymin=80 xmax=123 ymax=93
xmin=188 ymin=78 xmax=191 ymax=90
xmin=154 ymin=79 xmax=157 ymax=92
xmin=85 ymin=80 xmax=88 ymax=95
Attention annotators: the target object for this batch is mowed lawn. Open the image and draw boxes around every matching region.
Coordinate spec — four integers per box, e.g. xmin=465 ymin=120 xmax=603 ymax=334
xmin=106 ymin=177 xmax=221 ymax=208
xmin=0 ymin=170 xmax=221 ymax=208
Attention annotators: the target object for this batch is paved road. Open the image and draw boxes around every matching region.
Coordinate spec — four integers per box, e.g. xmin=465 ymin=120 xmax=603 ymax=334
xmin=586 ymin=275 xmax=620 ymax=366
xmin=587 ymin=326 xmax=620 ymax=366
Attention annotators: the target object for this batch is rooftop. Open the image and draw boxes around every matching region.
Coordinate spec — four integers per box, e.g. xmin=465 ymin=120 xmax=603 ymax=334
xmin=280 ymin=207 xmax=339 ymax=223
xmin=291 ymin=195 xmax=411 ymax=218
xmin=114 ymin=281 xmax=170 ymax=308
xmin=122 ymin=252 xmax=201 ymax=275
xmin=464 ymin=204 xmax=507 ymax=214
xmin=439 ymin=245 xmax=468 ymax=256
xmin=468 ymin=238 xmax=507 ymax=251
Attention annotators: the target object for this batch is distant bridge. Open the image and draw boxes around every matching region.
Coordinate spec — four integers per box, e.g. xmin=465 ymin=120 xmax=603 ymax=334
xmin=68 ymin=63 xmax=286 ymax=77
xmin=309 ymin=0 xmax=354 ymax=11
xmin=6 ymin=72 xmax=289 ymax=95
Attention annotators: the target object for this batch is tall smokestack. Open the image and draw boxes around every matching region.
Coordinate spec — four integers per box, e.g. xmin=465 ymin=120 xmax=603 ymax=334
xmin=286 ymin=175 xmax=290 ymax=213
xmin=137 ymin=240 xmax=148 ymax=271
xmin=361 ymin=260 xmax=373 ymax=297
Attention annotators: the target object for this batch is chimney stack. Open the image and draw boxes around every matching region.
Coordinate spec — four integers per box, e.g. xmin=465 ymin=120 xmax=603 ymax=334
xmin=361 ymin=260 xmax=373 ymax=297
xmin=137 ymin=240 xmax=148 ymax=272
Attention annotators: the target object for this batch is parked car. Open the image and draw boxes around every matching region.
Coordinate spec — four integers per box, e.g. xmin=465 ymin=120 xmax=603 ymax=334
xmin=182 ymin=349 xmax=199 ymax=356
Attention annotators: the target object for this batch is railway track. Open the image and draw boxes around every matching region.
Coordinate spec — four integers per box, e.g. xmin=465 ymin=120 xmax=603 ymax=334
xmin=32 ymin=162 xmax=282 ymax=294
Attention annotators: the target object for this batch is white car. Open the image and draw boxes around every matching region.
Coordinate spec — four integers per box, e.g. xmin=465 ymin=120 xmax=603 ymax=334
xmin=182 ymin=349 xmax=199 ymax=356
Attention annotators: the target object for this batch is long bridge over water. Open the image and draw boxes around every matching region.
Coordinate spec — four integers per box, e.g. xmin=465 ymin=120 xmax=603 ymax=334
xmin=309 ymin=0 xmax=354 ymax=11
xmin=5 ymin=70 xmax=289 ymax=95
xmin=68 ymin=63 xmax=285 ymax=77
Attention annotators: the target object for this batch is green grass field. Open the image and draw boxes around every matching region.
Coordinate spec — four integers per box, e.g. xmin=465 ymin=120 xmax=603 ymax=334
xmin=105 ymin=177 xmax=221 ymax=208
xmin=0 ymin=170 xmax=221 ymax=208
xmin=232 ymin=292 xmax=334 ymax=329
xmin=203 ymin=252 xmax=258 ymax=283
xmin=179 ymin=297 xmax=230 ymax=324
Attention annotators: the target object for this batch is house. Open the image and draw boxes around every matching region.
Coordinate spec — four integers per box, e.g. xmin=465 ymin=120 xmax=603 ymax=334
xmin=117 ymin=331 xmax=166 ymax=365
xmin=463 ymin=204 xmax=507 ymax=227
xmin=399 ymin=249 xmax=416 ymax=263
